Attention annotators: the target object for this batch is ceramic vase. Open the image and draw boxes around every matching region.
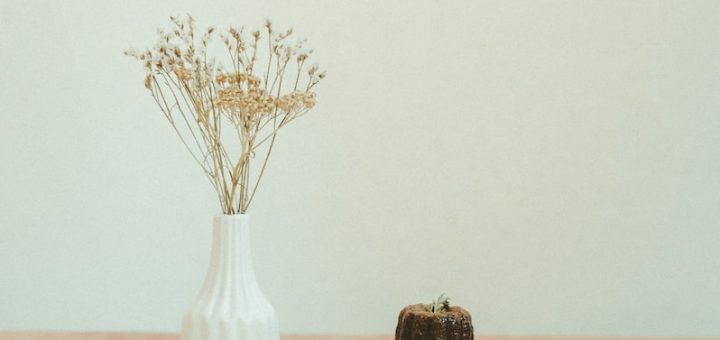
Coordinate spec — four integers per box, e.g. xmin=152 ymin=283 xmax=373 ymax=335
xmin=181 ymin=214 xmax=279 ymax=340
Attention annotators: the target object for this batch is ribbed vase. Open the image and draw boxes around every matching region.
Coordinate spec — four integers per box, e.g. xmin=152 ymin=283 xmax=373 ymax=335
xmin=181 ymin=214 xmax=279 ymax=340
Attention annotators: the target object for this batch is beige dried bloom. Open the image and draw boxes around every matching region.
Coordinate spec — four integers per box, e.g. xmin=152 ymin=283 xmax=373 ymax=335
xmin=218 ymin=87 xmax=275 ymax=120
xmin=174 ymin=67 xmax=192 ymax=82
xmin=277 ymin=91 xmax=316 ymax=112
xmin=125 ymin=14 xmax=325 ymax=214
xmin=143 ymin=75 xmax=152 ymax=90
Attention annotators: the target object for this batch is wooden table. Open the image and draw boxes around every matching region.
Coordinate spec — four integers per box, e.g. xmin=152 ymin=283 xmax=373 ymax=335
xmin=0 ymin=333 xmax=717 ymax=340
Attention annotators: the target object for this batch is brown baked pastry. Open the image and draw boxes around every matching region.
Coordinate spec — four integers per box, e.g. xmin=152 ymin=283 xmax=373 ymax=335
xmin=395 ymin=297 xmax=473 ymax=340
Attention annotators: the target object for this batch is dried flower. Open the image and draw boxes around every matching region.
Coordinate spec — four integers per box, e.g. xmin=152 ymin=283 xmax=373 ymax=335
xmin=277 ymin=91 xmax=316 ymax=112
xmin=125 ymin=14 xmax=325 ymax=214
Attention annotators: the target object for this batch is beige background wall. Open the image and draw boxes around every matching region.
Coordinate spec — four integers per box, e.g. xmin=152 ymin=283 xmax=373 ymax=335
xmin=1 ymin=0 xmax=719 ymax=336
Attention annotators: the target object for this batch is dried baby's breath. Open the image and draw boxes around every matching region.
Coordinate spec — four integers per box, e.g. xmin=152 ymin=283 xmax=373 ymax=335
xmin=125 ymin=15 xmax=324 ymax=214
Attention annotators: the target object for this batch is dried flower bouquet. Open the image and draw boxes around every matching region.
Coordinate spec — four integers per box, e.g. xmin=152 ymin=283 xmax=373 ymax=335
xmin=125 ymin=15 xmax=324 ymax=214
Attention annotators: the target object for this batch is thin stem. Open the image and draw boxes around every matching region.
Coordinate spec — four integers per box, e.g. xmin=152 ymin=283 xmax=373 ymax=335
xmin=294 ymin=59 xmax=305 ymax=91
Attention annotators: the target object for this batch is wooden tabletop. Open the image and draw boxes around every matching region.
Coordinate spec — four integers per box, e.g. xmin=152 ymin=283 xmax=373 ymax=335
xmin=0 ymin=333 xmax=717 ymax=340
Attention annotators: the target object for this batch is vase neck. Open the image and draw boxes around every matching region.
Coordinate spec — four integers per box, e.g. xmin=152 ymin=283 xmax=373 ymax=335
xmin=187 ymin=214 xmax=275 ymax=323
xmin=208 ymin=214 xmax=257 ymax=283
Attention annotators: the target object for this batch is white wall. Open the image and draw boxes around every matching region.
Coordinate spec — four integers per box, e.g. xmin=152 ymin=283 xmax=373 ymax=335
xmin=1 ymin=0 xmax=719 ymax=336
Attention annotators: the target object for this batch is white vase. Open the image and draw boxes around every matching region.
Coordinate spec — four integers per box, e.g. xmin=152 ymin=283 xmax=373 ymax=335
xmin=181 ymin=214 xmax=279 ymax=340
